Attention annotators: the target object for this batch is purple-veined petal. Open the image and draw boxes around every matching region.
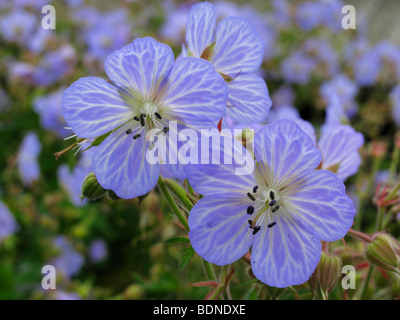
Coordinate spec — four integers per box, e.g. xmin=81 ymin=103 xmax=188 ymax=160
xmin=227 ymin=74 xmax=271 ymax=124
xmin=283 ymin=169 xmax=356 ymax=241
xmin=254 ymin=120 xmax=321 ymax=188
xmin=336 ymin=151 xmax=362 ymax=182
xmin=185 ymin=2 xmax=216 ymax=58
xmin=62 ymin=77 xmax=134 ymax=138
xmin=293 ymin=118 xmax=317 ymax=146
xmin=318 ymin=125 xmax=364 ymax=181
xmin=211 ymin=17 xmax=265 ymax=76
xmin=251 ymin=213 xmax=322 ymax=288
xmin=187 ymin=131 xmax=256 ymax=196
xmin=189 ymin=194 xmax=255 ymax=265
xmin=92 ymin=126 xmax=160 ymax=199
xmin=105 ymin=37 xmax=174 ymax=101
xmin=158 ymin=57 xmax=227 ymax=125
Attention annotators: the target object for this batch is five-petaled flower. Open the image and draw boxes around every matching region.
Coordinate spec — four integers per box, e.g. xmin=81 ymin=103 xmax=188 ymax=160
xmin=183 ymin=1 xmax=272 ymax=124
xmin=187 ymin=120 xmax=356 ymax=288
xmin=63 ymin=37 xmax=228 ymax=199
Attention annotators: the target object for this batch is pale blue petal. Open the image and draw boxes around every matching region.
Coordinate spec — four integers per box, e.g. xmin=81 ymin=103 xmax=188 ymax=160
xmin=227 ymin=74 xmax=271 ymax=124
xmin=254 ymin=120 xmax=321 ymax=188
xmin=189 ymin=194 xmax=254 ymax=265
xmin=293 ymin=119 xmax=317 ymax=146
xmin=318 ymin=125 xmax=364 ymax=181
xmin=92 ymin=127 xmax=160 ymax=199
xmin=185 ymin=2 xmax=216 ymax=58
xmin=283 ymin=169 xmax=356 ymax=241
xmin=211 ymin=17 xmax=265 ymax=76
xmin=251 ymin=213 xmax=321 ymax=288
xmin=187 ymin=131 xmax=256 ymax=196
xmin=159 ymin=57 xmax=227 ymax=125
xmin=62 ymin=77 xmax=133 ymax=138
xmin=105 ymin=37 xmax=174 ymax=100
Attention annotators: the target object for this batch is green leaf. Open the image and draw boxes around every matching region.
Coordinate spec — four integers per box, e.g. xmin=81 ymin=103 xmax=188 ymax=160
xmin=179 ymin=246 xmax=195 ymax=271
xmin=165 ymin=237 xmax=190 ymax=244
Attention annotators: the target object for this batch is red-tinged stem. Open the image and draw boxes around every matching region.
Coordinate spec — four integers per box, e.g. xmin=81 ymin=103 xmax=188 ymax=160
xmin=347 ymin=228 xmax=373 ymax=243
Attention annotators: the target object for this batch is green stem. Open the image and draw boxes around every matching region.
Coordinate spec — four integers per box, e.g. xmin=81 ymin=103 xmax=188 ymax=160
xmin=388 ymin=141 xmax=400 ymax=181
xmin=359 ymin=266 xmax=374 ymax=300
xmin=202 ymin=259 xmax=217 ymax=282
xmin=158 ymin=176 xmax=189 ymax=231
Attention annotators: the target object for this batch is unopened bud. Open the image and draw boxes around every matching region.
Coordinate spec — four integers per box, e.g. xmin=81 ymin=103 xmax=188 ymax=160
xmin=365 ymin=233 xmax=400 ymax=275
xmin=81 ymin=172 xmax=106 ymax=201
xmin=308 ymin=252 xmax=342 ymax=300
xmin=107 ymin=190 xmax=121 ymax=201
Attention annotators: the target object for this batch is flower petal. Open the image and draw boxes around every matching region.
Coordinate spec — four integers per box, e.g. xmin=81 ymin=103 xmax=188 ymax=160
xmin=211 ymin=17 xmax=265 ymax=76
xmin=159 ymin=57 xmax=227 ymax=125
xmin=185 ymin=2 xmax=216 ymax=58
xmin=251 ymin=213 xmax=321 ymax=288
xmin=92 ymin=126 xmax=160 ymax=199
xmin=254 ymin=120 xmax=321 ymax=188
xmin=283 ymin=169 xmax=356 ymax=241
xmin=227 ymin=74 xmax=271 ymax=124
xmin=105 ymin=37 xmax=174 ymax=101
xmin=189 ymin=194 xmax=255 ymax=265
xmin=318 ymin=125 xmax=364 ymax=181
xmin=187 ymin=131 xmax=256 ymax=196
xmin=62 ymin=77 xmax=133 ymax=138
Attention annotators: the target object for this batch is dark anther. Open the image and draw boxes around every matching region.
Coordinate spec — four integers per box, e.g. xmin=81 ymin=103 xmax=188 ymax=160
xmin=154 ymin=112 xmax=162 ymax=119
xmin=253 ymin=226 xmax=261 ymax=235
xmin=247 ymin=192 xmax=256 ymax=201
xmin=248 ymin=219 xmax=253 ymax=226
xmin=126 ymin=129 xmax=132 ymax=134
xmin=140 ymin=114 xmax=146 ymax=126
xmin=133 ymin=134 xmax=141 ymax=140
xmin=247 ymin=206 xmax=254 ymax=215
xmin=267 ymin=222 xmax=276 ymax=228
xmin=269 ymin=200 xmax=276 ymax=207
xmin=253 ymin=185 xmax=259 ymax=193
xmin=163 ymin=127 xmax=169 ymax=133
xmin=134 ymin=116 xmax=140 ymax=121
xmin=269 ymin=191 xmax=275 ymax=200
xmin=271 ymin=205 xmax=280 ymax=213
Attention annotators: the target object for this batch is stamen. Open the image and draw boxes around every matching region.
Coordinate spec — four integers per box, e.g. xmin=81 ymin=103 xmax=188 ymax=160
xmin=154 ymin=112 xmax=162 ymax=119
xmin=140 ymin=114 xmax=146 ymax=126
xmin=134 ymin=116 xmax=140 ymax=121
xmin=247 ymin=206 xmax=254 ymax=215
xmin=248 ymin=219 xmax=253 ymax=226
xmin=247 ymin=193 xmax=256 ymax=201
xmin=253 ymin=185 xmax=259 ymax=193
xmin=269 ymin=191 xmax=275 ymax=200
xmin=126 ymin=129 xmax=132 ymax=134
xmin=271 ymin=205 xmax=280 ymax=213
xmin=133 ymin=134 xmax=141 ymax=140
xmin=163 ymin=127 xmax=169 ymax=134
xmin=267 ymin=222 xmax=276 ymax=228
xmin=253 ymin=226 xmax=261 ymax=235
xmin=269 ymin=200 xmax=276 ymax=207
xmin=148 ymin=142 xmax=155 ymax=151
xmin=156 ymin=129 xmax=164 ymax=136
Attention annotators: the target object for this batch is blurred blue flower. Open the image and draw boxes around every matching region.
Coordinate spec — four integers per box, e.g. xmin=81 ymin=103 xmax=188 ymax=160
xmin=63 ymin=37 xmax=227 ymax=199
xmin=271 ymin=86 xmax=294 ymax=108
xmin=353 ymin=52 xmax=381 ymax=86
xmin=183 ymin=2 xmax=272 ymax=123
xmin=51 ymin=236 xmax=84 ymax=279
xmin=301 ymin=38 xmax=338 ymax=77
xmin=0 ymin=10 xmax=36 ymax=44
xmin=188 ymin=120 xmax=355 ymax=287
xmin=282 ymin=51 xmax=316 ymax=84
xmin=390 ymin=84 xmax=400 ymax=127
xmin=34 ymin=89 xmax=69 ymax=138
xmin=17 ymin=132 xmax=41 ymax=186
xmin=295 ymin=1 xmax=324 ymax=31
xmin=89 ymin=239 xmax=108 ymax=263
xmin=0 ymin=201 xmax=19 ymax=243
xmin=54 ymin=290 xmax=81 ymax=300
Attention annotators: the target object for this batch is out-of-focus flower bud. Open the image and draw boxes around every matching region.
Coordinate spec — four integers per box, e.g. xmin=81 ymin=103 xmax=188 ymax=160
xmin=123 ymin=284 xmax=144 ymax=300
xmin=365 ymin=233 xmax=400 ymax=277
xmin=308 ymin=252 xmax=342 ymax=300
xmin=107 ymin=190 xmax=121 ymax=201
xmin=81 ymin=172 xmax=106 ymax=201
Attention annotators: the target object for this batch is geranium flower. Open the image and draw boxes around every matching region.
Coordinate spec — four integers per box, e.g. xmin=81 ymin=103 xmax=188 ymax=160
xmin=187 ymin=120 xmax=356 ymax=287
xmin=17 ymin=132 xmax=41 ymax=186
xmin=62 ymin=37 xmax=227 ymax=199
xmin=182 ymin=2 xmax=272 ymax=124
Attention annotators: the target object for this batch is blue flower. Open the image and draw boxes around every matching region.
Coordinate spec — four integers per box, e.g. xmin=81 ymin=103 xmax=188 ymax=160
xmin=0 ymin=10 xmax=36 ymax=45
xmin=353 ymin=52 xmax=381 ymax=86
xmin=390 ymin=84 xmax=400 ymax=127
xmin=294 ymin=119 xmax=364 ymax=182
xmin=0 ymin=201 xmax=18 ymax=243
xmin=183 ymin=2 xmax=272 ymax=124
xmin=17 ymin=132 xmax=41 ymax=186
xmin=62 ymin=37 xmax=227 ymax=199
xmin=51 ymin=236 xmax=84 ymax=279
xmin=281 ymin=51 xmax=316 ymax=84
xmin=187 ymin=120 xmax=356 ymax=287
xmin=89 ymin=239 xmax=108 ymax=263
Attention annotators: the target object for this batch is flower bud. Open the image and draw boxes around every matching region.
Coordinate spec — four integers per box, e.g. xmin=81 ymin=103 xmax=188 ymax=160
xmin=308 ymin=252 xmax=342 ymax=299
xmin=81 ymin=172 xmax=106 ymax=201
xmin=107 ymin=190 xmax=121 ymax=201
xmin=365 ymin=233 xmax=400 ymax=275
